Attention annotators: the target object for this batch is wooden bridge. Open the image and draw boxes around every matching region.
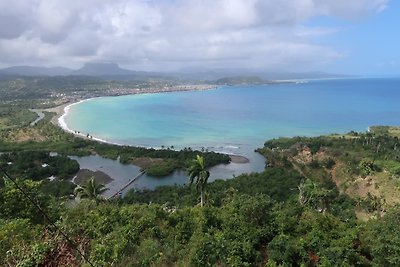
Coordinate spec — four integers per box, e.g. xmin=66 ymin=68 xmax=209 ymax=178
xmin=107 ymin=170 xmax=146 ymax=199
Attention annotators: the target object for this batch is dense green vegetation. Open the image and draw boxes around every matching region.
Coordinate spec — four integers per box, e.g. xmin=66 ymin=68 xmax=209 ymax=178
xmin=259 ymin=130 xmax=400 ymax=183
xmin=124 ymin=167 xmax=302 ymax=207
xmin=258 ymin=129 xmax=400 ymax=219
xmin=0 ymin=104 xmax=37 ymax=129
xmin=2 ymin=85 xmax=400 ymax=265
xmin=2 ymin=162 xmax=400 ymax=266
xmin=74 ymin=177 xmax=108 ymax=203
xmin=145 ymin=160 xmax=178 ymax=177
xmin=0 ymin=151 xmax=79 ymax=180
xmin=0 ymin=151 xmax=78 ymax=198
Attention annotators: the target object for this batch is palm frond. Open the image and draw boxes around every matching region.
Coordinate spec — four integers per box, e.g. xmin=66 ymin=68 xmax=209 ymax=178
xmin=74 ymin=176 xmax=108 ymax=201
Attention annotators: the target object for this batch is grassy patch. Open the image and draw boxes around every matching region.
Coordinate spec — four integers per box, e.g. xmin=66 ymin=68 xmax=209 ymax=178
xmin=0 ymin=108 xmax=37 ymax=130
xmin=370 ymin=125 xmax=400 ymax=137
xmin=146 ymin=160 xmax=178 ymax=177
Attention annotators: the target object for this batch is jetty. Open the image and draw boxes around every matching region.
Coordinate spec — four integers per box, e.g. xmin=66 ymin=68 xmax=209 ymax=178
xmin=107 ymin=170 xmax=146 ymax=199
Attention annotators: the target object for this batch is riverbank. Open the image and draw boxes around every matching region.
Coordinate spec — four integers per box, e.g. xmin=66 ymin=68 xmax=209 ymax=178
xmin=45 ymin=102 xmax=74 ymax=126
xmin=29 ymin=109 xmax=45 ymax=126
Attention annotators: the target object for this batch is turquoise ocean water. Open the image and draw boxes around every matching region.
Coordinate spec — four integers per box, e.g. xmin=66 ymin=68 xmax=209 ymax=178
xmin=65 ymin=77 xmax=400 ymax=150
xmin=65 ymin=77 xmax=400 ymax=192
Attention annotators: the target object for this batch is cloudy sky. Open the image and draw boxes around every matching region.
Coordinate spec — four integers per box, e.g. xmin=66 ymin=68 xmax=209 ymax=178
xmin=0 ymin=0 xmax=398 ymax=74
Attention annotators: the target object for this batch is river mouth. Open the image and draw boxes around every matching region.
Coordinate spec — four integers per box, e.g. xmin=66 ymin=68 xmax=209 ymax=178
xmin=70 ymin=150 xmax=266 ymax=197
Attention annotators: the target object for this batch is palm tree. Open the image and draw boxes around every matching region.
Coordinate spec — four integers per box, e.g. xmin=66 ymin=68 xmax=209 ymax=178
xmin=187 ymin=155 xmax=210 ymax=207
xmin=74 ymin=176 xmax=108 ymax=203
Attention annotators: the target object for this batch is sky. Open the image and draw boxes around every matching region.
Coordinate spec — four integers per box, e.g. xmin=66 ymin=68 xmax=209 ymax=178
xmin=0 ymin=0 xmax=398 ymax=75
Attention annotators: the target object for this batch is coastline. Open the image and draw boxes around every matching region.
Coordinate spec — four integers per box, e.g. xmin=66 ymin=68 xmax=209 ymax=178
xmin=50 ymin=83 xmax=218 ymax=135
xmin=55 ymin=98 xmax=144 ymax=145
xmin=47 ymin=88 xmax=251 ymax=164
xmin=45 ymin=102 xmax=75 ymax=126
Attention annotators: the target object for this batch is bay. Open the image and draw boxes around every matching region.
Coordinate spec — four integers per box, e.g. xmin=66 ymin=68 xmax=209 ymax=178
xmin=65 ymin=77 xmax=400 ymax=193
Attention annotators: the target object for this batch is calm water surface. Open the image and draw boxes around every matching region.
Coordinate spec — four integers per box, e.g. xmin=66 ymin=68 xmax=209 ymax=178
xmin=66 ymin=77 xmax=400 ymax=194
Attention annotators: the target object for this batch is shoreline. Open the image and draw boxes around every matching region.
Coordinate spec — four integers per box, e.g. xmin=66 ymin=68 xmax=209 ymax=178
xmin=47 ymin=88 xmax=252 ymax=164
xmin=44 ymin=100 xmax=114 ymax=144
xmin=229 ymin=155 xmax=250 ymax=164
xmin=50 ymin=84 xmax=219 ymax=139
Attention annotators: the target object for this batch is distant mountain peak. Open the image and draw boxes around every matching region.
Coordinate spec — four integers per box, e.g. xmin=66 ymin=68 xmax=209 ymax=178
xmin=74 ymin=62 xmax=133 ymax=76
xmin=82 ymin=62 xmax=120 ymax=69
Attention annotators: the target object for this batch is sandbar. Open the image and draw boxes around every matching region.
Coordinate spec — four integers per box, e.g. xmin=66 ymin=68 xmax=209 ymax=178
xmin=229 ymin=155 xmax=250 ymax=164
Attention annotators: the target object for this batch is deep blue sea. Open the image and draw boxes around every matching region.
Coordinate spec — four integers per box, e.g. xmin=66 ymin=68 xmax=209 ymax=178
xmin=64 ymin=77 xmax=400 ymax=192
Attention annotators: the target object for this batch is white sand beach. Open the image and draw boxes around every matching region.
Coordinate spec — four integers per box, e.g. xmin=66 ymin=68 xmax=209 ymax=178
xmin=47 ymin=94 xmax=250 ymax=164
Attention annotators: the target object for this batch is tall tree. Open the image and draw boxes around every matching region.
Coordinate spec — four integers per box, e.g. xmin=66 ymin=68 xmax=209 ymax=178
xmin=298 ymin=179 xmax=333 ymax=213
xmin=74 ymin=176 xmax=108 ymax=203
xmin=187 ymin=155 xmax=210 ymax=207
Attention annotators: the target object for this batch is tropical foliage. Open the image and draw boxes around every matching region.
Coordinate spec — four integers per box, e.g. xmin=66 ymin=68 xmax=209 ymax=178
xmin=74 ymin=176 xmax=108 ymax=203
xmin=187 ymin=155 xmax=210 ymax=207
xmin=2 ymin=128 xmax=400 ymax=265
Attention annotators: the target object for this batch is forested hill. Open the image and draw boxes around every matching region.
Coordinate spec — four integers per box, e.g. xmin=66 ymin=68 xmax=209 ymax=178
xmin=2 ymin=126 xmax=400 ymax=265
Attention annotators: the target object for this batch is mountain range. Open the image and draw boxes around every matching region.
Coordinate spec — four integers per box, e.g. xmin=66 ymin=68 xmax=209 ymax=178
xmin=0 ymin=62 xmax=345 ymax=81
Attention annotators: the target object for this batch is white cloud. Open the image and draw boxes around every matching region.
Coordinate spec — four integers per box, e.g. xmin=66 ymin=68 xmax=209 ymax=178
xmin=0 ymin=0 xmax=389 ymax=71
